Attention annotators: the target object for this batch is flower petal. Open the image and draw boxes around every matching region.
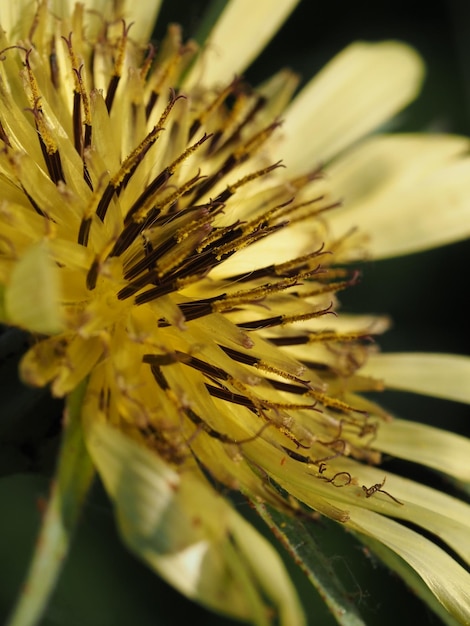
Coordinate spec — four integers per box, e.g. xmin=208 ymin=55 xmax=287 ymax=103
xmin=326 ymin=135 xmax=470 ymax=258
xmin=50 ymin=0 xmax=163 ymax=42
xmin=4 ymin=242 xmax=64 ymax=335
xmin=0 ymin=1 xmax=35 ymax=36
xmin=85 ymin=421 xmax=305 ymax=626
xmin=281 ymin=42 xmax=424 ymax=171
xmin=347 ymin=507 xmax=470 ymax=624
xmin=361 ymin=353 xmax=470 ymax=404
xmin=184 ymin=0 xmax=301 ymax=88
xmin=357 ymin=533 xmax=462 ymax=626
xmin=375 ymin=419 xmax=470 ymax=482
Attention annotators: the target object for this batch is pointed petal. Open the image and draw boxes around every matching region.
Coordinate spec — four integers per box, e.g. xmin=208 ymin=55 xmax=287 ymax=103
xmin=335 ymin=463 xmax=470 ymax=566
xmin=326 ymin=135 xmax=470 ymax=258
xmin=361 ymin=353 xmax=470 ymax=404
xmin=184 ymin=0 xmax=301 ymax=88
xmin=348 ymin=507 xmax=470 ymax=624
xmin=358 ymin=534 xmax=462 ymax=626
xmin=85 ymin=421 xmax=305 ymax=626
xmin=281 ymin=42 xmax=424 ymax=171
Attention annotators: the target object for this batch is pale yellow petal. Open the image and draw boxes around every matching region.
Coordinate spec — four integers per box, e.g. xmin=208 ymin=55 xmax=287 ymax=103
xmin=281 ymin=42 xmax=424 ymax=171
xmin=117 ymin=0 xmax=162 ymax=42
xmin=85 ymin=421 xmax=305 ymax=626
xmin=361 ymin=353 xmax=470 ymax=403
xmin=50 ymin=0 xmax=162 ymax=41
xmin=184 ymin=0 xmax=301 ymax=88
xmin=326 ymin=461 xmax=470 ymax=566
xmin=0 ymin=0 xmax=36 ymax=36
xmin=326 ymin=135 xmax=470 ymax=258
xmin=4 ymin=242 xmax=63 ymax=335
xmin=376 ymin=418 xmax=470 ymax=482
xmin=347 ymin=507 xmax=470 ymax=624
xmin=212 ymin=218 xmax=326 ymax=279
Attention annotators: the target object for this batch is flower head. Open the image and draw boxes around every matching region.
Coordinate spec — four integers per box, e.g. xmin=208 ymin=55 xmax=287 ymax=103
xmin=2 ymin=2 xmax=470 ymax=625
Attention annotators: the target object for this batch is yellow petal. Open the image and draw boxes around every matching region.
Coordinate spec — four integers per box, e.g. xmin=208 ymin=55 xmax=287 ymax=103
xmin=85 ymin=421 xmax=305 ymax=626
xmin=347 ymin=507 xmax=470 ymax=624
xmin=4 ymin=242 xmax=63 ymax=335
xmin=184 ymin=0 xmax=301 ymax=88
xmin=361 ymin=353 xmax=470 ymax=404
xmin=49 ymin=0 xmax=163 ymax=42
xmin=0 ymin=0 xmax=35 ymax=36
xmin=375 ymin=418 xmax=470 ymax=482
xmin=281 ymin=42 xmax=424 ymax=171
xmin=327 ymin=135 xmax=470 ymax=258
xmin=334 ymin=462 xmax=470 ymax=566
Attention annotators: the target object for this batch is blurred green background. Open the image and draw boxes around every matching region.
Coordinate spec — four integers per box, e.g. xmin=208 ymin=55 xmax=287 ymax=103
xmin=1 ymin=1 xmax=469 ymax=625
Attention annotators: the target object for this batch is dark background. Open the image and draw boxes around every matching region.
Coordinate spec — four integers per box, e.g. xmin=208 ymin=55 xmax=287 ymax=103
xmin=1 ymin=1 xmax=469 ymax=625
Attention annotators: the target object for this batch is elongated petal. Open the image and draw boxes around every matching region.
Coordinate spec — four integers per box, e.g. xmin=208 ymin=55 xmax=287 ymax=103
xmin=281 ymin=42 xmax=424 ymax=171
xmin=184 ymin=0 xmax=300 ymax=88
xmin=361 ymin=353 xmax=470 ymax=403
xmin=375 ymin=418 xmax=470 ymax=482
xmin=357 ymin=534 xmax=462 ymax=626
xmin=347 ymin=507 xmax=470 ymax=624
xmin=326 ymin=136 xmax=470 ymax=258
xmin=85 ymin=421 xmax=305 ymax=626
xmin=50 ymin=0 xmax=163 ymax=42
xmin=331 ymin=462 xmax=470 ymax=566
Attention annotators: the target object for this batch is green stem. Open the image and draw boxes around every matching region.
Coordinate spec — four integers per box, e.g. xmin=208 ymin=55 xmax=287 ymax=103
xmin=6 ymin=380 xmax=95 ymax=626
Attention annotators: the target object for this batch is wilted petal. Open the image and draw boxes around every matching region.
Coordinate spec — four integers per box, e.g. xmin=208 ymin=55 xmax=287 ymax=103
xmin=85 ymin=421 xmax=305 ymax=626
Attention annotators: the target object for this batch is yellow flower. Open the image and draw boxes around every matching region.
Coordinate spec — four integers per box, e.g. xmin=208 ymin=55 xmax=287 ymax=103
xmin=1 ymin=1 xmax=470 ymax=625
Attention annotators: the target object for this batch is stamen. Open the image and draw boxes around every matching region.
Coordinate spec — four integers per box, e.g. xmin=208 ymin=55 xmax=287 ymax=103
xmin=122 ymin=132 xmax=211 ymax=226
xmin=205 ymin=383 xmax=258 ymax=409
xmin=190 ymin=121 xmax=282 ymax=203
xmin=189 ymin=78 xmax=242 ymax=140
xmin=0 ymin=120 xmax=11 ymax=146
xmin=49 ymin=38 xmax=59 ymax=89
xmin=105 ymin=20 xmax=131 ymax=112
xmin=143 ymin=351 xmax=229 ymax=381
xmin=95 ymin=93 xmax=184 ymax=222
xmin=113 ymin=177 xmax=207 ymax=267
xmin=184 ymin=406 xmax=272 ymax=445
xmin=211 ymin=94 xmax=267 ymax=155
xmin=362 ymin=477 xmax=404 ymax=505
xmin=237 ymin=302 xmax=336 ymax=330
